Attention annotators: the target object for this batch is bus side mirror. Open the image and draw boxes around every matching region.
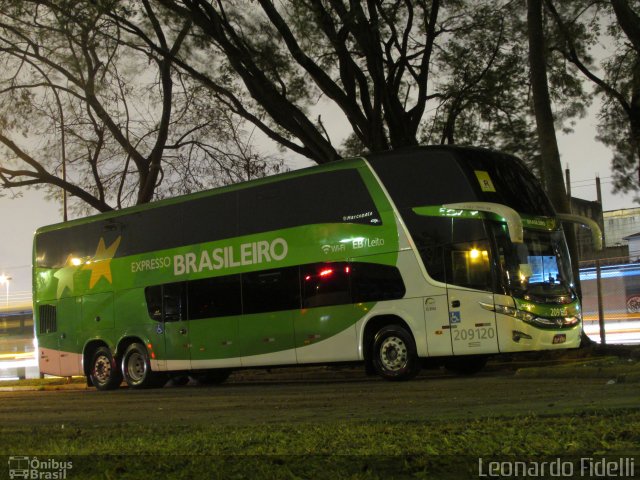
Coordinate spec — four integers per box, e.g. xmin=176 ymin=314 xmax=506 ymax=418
xmin=556 ymin=214 xmax=603 ymax=251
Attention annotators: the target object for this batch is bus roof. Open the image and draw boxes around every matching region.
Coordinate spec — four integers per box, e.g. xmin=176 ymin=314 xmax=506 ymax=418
xmin=36 ymin=144 xmax=551 ymax=235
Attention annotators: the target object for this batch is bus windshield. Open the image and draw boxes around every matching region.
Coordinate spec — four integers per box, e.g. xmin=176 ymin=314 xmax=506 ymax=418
xmin=493 ymin=225 xmax=575 ymax=301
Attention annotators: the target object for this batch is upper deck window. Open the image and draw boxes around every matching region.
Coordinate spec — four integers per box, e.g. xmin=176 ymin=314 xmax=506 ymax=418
xmin=35 ymin=168 xmax=381 ymax=268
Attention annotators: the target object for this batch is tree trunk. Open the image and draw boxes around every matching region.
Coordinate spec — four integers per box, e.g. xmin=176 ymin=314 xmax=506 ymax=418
xmin=527 ymin=0 xmax=583 ymax=303
xmin=612 ymin=0 xmax=640 ymax=51
xmin=528 ymin=0 xmax=566 ymax=208
xmin=612 ymin=0 xmax=640 ymax=187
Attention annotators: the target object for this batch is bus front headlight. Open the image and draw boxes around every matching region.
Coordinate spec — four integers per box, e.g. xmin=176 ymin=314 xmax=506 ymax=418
xmin=494 ymin=305 xmax=581 ymax=329
xmin=494 ymin=304 xmax=537 ymax=323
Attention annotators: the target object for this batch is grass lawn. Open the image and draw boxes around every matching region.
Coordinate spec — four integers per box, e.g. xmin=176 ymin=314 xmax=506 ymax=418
xmin=2 ymin=410 xmax=638 ymax=479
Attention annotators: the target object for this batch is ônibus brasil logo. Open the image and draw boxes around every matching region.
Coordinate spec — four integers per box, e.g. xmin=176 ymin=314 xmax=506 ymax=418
xmin=8 ymin=456 xmax=72 ymax=479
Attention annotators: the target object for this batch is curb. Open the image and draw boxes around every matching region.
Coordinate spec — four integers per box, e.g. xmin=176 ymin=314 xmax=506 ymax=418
xmin=0 ymin=384 xmax=90 ymax=392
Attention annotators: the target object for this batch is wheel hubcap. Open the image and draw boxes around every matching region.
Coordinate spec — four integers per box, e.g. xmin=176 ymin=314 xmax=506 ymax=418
xmin=379 ymin=336 xmax=408 ymax=371
xmin=126 ymin=352 xmax=147 ymax=383
xmin=94 ymin=355 xmax=112 ymax=384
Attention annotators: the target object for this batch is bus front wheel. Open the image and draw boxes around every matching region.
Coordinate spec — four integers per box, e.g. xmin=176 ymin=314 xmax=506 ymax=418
xmin=371 ymin=325 xmax=420 ymax=381
xmin=90 ymin=346 xmax=123 ymax=391
xmin=122 ymin=343 xmax=164 ymax=389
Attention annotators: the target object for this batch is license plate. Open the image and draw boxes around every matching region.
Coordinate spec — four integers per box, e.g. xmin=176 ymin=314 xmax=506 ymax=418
xmin=552 ymin=334 xmax=566 ymax=344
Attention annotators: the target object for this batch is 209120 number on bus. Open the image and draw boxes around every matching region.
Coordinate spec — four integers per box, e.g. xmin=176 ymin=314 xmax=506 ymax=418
xmin=453 ymin=327 xmax=495 ymax=341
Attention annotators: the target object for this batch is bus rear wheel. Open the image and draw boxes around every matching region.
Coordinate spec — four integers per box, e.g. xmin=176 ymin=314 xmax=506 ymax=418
xmin=371 ymin=325 xmax=420 ymax=381
xmin=122 ymin=343 xmax=165 ymax=389
xmin=90 ymin=346 xmax=123 ymax=391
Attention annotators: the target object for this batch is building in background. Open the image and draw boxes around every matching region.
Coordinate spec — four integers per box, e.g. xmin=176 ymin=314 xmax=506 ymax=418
xmin=570 ymin=196 xmax=606 ymax=262
xmin=564 ymin=168 xmax=632 ymax=264
xmin=623 ymin=232 xmax=640 ymax=263
xmin=604 ymin=207 xmax=640 ymax=248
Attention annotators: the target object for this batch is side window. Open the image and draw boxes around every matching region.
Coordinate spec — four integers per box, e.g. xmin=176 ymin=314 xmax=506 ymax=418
xmin=405 ymin=214 xmax=452 ymax=283
xmin=145 ymin=283 xmax=185 ymax=321
xmin=446 ymin=219 xmax=493 ymax=291
xmin=36 ymin=222 xmax=122 ymax=269
xmin=242 ymin=267 xmax=300 ymax=314
xmin=238 ymin=169 xmax=381 ymax=236
xmin=162 ymin=282 xmax=185 ymax=322
xmin=301 ymin=262 xmax=351 ymax=308
xmin=351 ymin=263 xmax=405 ymax=302
xmin=188 ymin=274 xmax=242 ymax=319
xmin=145 ymin=286 xmax=163 ymax=321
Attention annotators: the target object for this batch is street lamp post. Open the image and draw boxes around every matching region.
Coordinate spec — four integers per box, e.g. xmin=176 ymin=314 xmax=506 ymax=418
xmin=0 ymin=274 xmax=11 ymax=307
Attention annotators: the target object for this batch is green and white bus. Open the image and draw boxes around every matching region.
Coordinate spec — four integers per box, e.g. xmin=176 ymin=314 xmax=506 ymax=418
xmin=33 ymin=146 xmax=601 ymax=390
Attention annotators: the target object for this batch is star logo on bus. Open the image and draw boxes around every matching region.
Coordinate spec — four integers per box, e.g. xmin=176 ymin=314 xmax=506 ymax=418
xmin=82 ymin=236 xmax=121 ymax=289
xmin=53 ymin=255 xmax=79 ymax=299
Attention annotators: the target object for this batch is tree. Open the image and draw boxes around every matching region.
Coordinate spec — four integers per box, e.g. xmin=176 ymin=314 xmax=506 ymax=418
xmin=0 ymin=0 xmax=280 ymax=215
xmin=546 ymin=0 xmax=640 ymax=199
xmin=428 ymin=1 xmax=588 ymax=173
xmin=422 ymin=2 xmax=542 ymax=162
xmin=142 ymin=0 xmax=590 ymax=174
xmin=151 ymin=0 xmax=499 ymax=161
xmin=0 ymin=0 xmax=596 ymax=214
xmin=528 ymin=0 xmax=569 ymax=208
xmin=527 ymin=0 xmax=586 ymax=342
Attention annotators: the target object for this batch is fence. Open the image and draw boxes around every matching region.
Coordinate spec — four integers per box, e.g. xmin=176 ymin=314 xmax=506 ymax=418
xmin=579 ymin=257 xmax=640 ymax=345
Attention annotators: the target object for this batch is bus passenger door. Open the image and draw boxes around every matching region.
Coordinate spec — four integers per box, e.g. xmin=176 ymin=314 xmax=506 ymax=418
xmin=149 ymin=283 xmax=191 ymax=371
xmin=445 ymin=219 xmax=499 ymax=355
xmin=187 ymin=275 xmax=242 ymax=369
xmin=239 ymin=268 xmax=299 ymax=367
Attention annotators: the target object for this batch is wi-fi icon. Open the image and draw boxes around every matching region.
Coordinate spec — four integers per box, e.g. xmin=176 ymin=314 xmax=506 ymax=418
xmin=321 ymin=245 xmax=331 ymax=254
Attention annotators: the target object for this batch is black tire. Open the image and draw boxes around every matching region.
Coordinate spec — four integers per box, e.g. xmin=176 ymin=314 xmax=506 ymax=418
xmin=89 ymin=346 xmax=123 ymax=391
xmin=121 ymin=342 xmax=165 ymax=389
xmin=189 ymin=369 xmax=232 ymax=385
xmin=371 ymin=324 xmax=420 ymax=381
xmin=444 ymin=355 xmax=488 ymax=375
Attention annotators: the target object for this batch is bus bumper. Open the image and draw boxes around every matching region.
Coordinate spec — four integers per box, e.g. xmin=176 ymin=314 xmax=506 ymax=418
xmin=496 ymin=318 xmax=581 ymax=352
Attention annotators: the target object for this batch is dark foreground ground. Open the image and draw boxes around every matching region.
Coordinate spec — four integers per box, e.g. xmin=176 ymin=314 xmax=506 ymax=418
xmin=1 ymin=369 xmax=639 ymax=427
xmin=1 ymin=352 xmax=639 ymax=479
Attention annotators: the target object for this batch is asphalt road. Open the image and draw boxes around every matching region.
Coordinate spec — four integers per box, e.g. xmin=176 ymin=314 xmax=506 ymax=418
xmin=1 ymin=369 xmax=638 ymax=428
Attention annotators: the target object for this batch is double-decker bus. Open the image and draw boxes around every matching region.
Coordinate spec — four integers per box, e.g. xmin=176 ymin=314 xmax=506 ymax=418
xmin=33 ymin=146 xmax=601 ymax=390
